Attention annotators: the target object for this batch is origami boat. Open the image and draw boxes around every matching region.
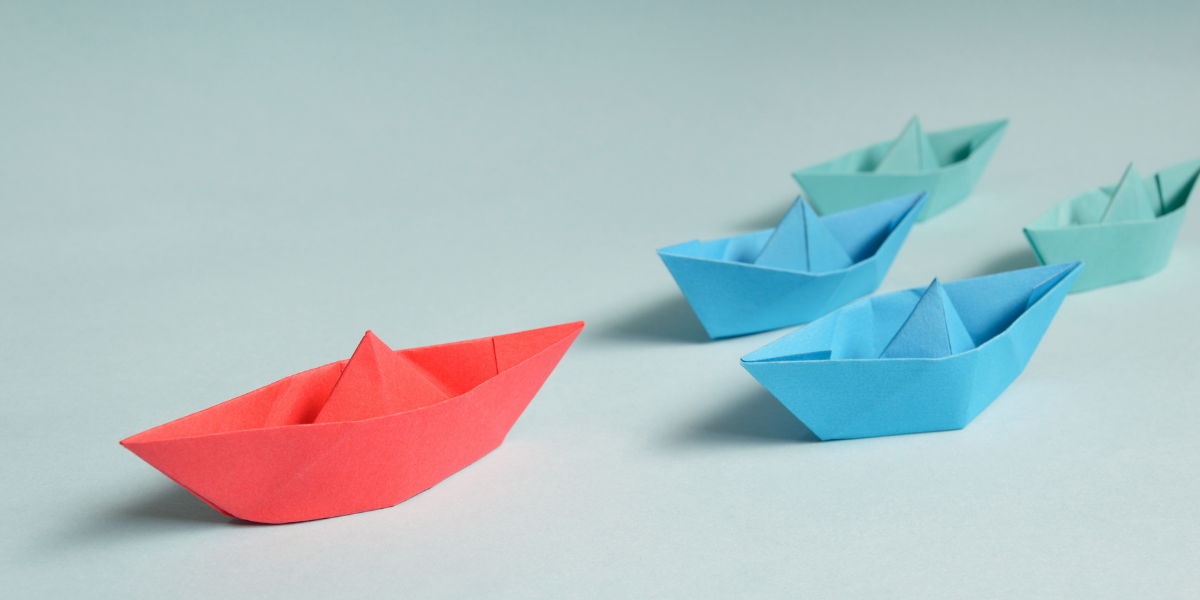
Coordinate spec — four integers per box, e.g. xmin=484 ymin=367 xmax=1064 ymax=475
xmin=792 ymin=117 xmax=1008 ymax=221
xmin=1024 ymin=158 xmax=1198 ymax=292
xmin=121 ymin=321 xmax=584 ymax=524
xmin=742 ymin=262 xmax=1082 ymax=440
xmin=658 ymin=192 xmax=926 ymax=339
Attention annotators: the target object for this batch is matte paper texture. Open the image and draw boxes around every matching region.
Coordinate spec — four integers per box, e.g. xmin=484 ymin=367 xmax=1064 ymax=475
xmin=121 ymin=322 xmax=585 ymax=524
xmin=658 ymin=193 xmax=925 ymax=338
xmin=1025 ymin=158 xmax=1198 ymax=292
xmin=792 ymin=117 xmax=1007 ymax=221
xmin=742 ymin=263 xmax=1082 ymax=440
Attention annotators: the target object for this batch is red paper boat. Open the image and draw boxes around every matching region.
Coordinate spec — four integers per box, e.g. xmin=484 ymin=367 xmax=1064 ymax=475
xmin=121 ymin=321 xmax=584 ymax=524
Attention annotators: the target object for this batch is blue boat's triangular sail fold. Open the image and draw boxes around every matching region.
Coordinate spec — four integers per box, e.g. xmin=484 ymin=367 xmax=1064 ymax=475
xmin=879 ymin=279 xmax=975 ymax=359
xmin=753 ymin=197 xmax=853 ymax=272
xmin=875 ymin=117 xmax=940 ymax=174
xmin=1102 ymin=164 xmax=1157 ymax=223
xmin=820 ymin=192 xmax=925 ymax=262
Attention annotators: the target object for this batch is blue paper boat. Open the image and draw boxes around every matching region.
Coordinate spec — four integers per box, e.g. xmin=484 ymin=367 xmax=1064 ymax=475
xmin=658 ymin=192 xmax=926 ymax=339
xmin=741 ymin=262 xmax=1083 ymax=440
xmin=792 ymin=118 xmax=1008 ymax=222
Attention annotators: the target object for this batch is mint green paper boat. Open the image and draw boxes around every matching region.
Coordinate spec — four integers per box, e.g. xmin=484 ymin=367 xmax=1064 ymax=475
xmin=1024 ymin=158 xmax=1198 ymax=292
xmin=792 ymin=118 xmax=1008 ymax=221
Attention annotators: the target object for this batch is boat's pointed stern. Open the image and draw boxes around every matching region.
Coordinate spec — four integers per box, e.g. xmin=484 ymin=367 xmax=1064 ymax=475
xmin=1001 ymin=262 xmax=1081 ymax=356
xmin=912 ymin=118 xmax=1007 ymax=221
xmin=453 ymin=321 xmax=587 ymax=464
xmin=932 ymin=118 xmax=1008 ymax=175
xmin=118 ymin=439 xmax=240 ymax=519
xmin=861 ymin=191 xmax=926 ymax=269
xmin=965 ymin=118 xmax=1008 ymax=165
xmin=656 ymin=242 xmax=733 ymax=338
xmin=957 ymin=261 xmax=1081 ymax=423
xmin=492 ymin=321 xmax=585 ymax=372
xmin=739 ymin=360 xmax=831 ymax=441
xmin=819 ymin=192 xmax=926 ymax=265
xmin=1155 ymin=157 xmax=1200 ymax=213
xmin=119 ymin=425 xmax=343 ymax=524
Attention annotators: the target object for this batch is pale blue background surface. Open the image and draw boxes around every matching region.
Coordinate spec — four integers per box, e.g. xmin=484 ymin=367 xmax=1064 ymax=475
xmin=3 ymin=1 xmax=1199 ymax=598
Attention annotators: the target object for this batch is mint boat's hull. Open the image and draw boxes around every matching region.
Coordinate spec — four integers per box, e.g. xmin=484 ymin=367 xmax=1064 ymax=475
xmin=121 ymin=322 xmax=584 ymax=524
xmin=658 ymin=193 xmax=924 ymax=339
xmin=1024 ymin=158 xmax=1198 ymax=292
xmin=741 ymin=263 xmax=1081 ymax=440
xmin=1025 ymin=212 xmax=1185 ymax=292
xmin=792 ymin=119 xmax=1007 ymax=221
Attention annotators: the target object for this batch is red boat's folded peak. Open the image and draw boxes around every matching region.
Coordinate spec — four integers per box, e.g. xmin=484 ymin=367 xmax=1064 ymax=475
xmin=120 ymin=321 xmax=586 ymax=445
xmin=312 ymin=331 xmax=452 ymax=424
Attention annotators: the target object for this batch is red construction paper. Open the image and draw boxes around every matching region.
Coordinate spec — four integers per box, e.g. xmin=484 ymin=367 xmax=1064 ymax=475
xmin=121 ymin=321 xmax=585 ymax=524
xmin=313 ymin=331 xmax=450 ymax=423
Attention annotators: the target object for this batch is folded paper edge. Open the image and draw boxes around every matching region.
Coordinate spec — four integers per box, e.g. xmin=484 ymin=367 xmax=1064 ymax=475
xmin=120 ymin=321 xmax=586 ymax=445
xmin=741 ymin=262 xmax=1081 ymax=365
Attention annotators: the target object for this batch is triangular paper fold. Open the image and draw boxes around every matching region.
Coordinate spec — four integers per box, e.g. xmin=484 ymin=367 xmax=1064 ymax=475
xmin=875 ymin=117 xmax=941 ymax=174
xmin=753 ymin=197 xmax=853 ymax=272
xmin=1101 ymin=164 xmax=1157 ymax=223
xmin=313 ymin=331 xmax=451 ymax=423
xmin=880 ymin=278 xmax=975 ymax=359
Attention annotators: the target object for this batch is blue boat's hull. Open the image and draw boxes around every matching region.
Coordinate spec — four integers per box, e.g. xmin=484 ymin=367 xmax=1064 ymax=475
xmin=658 ymin=193 xmax=925 ymax=339
xmin=741 ymin=262 xmax=1083 ymax=439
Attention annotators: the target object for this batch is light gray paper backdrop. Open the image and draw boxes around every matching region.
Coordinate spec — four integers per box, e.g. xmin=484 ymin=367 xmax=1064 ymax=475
xmin=3 ymin=1 xmax=1198 ymax=598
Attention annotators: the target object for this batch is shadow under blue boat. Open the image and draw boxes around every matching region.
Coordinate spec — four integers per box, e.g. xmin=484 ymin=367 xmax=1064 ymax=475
xmin=667 ymin=386 xmax=821 ymax=447
xmin=589 ymin=294 xmax=710 ymax=344
xmin=971 ymin=246 xmax=1041 ymax=278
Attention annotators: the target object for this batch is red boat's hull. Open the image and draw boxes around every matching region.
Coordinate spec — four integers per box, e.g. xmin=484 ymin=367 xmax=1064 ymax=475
xmin=121 ymin=322 xmax=584 ymax=523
